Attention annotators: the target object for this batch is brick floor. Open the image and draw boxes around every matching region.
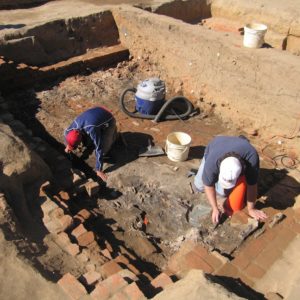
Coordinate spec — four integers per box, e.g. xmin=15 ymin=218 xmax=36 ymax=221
xmin=58 ymin=273 xmax=87 ymax=300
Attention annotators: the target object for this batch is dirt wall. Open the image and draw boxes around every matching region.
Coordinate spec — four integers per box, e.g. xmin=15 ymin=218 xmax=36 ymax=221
xmin=0 ymin=0 xmax=50 ymax=9
xmin=0 ymin=10 xmax=119 ymax=66
xmin=112 ymin=6 xmax=300 ymax=142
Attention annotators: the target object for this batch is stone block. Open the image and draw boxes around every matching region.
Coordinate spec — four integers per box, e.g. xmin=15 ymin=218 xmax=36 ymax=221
xmin=58 ymin=273 xmax=87 ymax=300
xmin=287 ymin=35 xmax=300 ymax=55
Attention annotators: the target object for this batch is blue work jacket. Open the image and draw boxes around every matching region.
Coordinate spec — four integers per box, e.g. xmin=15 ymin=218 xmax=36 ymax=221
xmin=64 ymin=107 xmax=114 ymax=171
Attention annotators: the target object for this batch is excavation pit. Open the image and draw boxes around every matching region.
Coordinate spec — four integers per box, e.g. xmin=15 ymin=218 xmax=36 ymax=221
xmin=0 ymin=1 xmax=300 ymax=299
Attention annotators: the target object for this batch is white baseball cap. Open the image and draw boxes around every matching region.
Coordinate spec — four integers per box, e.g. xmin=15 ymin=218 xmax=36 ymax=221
xmin=219 ymin=157 xmax=242 ymax=189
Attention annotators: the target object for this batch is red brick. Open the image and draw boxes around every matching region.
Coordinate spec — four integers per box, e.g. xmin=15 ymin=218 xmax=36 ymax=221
xmin=291 ymin=222 xmax=300 ymax=233
xmin=202 ymin=252 xmax=223 ymax=270
xmin=239 ymin=274 xmax=254 ymax=288
xmin=55 ymin=232 xmax=71 ymax=248
xmin=109 ymin=291 xmax=128 ymax=300
xmin=115 ymin=254 xmax=129 ymax=265
xmin=71 ymin=224 xmax=87 ymax=239
xmin=49 ymin=207 xmax=64 ymax=219
xmin=85 ymin=180 xmax=100 ymax=197
xmin=77 ymin=231 xmax=95 ymax=247
xmin=151 ymin=273 xmax=173 ymax=289
xmin=90 ymin=282 xmax=110 ymax=300
xmin=241 ymin=238 xmax=268 ymax=259
xmin=65 ymin=243 xmax=80 ymax=256
xmin=58 ymin=190 xmax=70 ymax=201
xmin=126 ymin=263 xmax=140 ymax=275
xmin=101 ymin=249 xmax=112 ymax=259
xmin=183 ymin=251 xmax=214 ymax=273
xmin=244 ymin=263 xmax=265 ymax=279
xmin=100 ymin=261 xmax=123 ymax=278
xmin=77 ymin=209 xmax=91 ymax=220
xmin=263 ymin=228 xmax=278 ymax=242
xmin=39 ymin=181 xmax=51 ymax=197
xmin=57 ymin=214 xmax=74 ymax=231
xmin=118 ymin=269 xmax=138 ymax=282
xmin=58 ymin=273 xmax=87 ymax=300
xmin=82 ymin=271 xmax=101 ymax=286
xmin=254 ymin=245 xmax=282 ymax=271
xmin=123 ymin=282 xmax=145 ymax=300
xmin=216 ymin=263 xmax=239 ymax=278
xmin=141 ymin=272 xmax=153 ymax=281
xmin=271 ymin=227 xmax=296 ymax=251
xmin=105 ymin=241 xmax=114 ymax=253
xmin=232 ymin=252 xmax=251 ymax=271
xmin=192 ymin=244 xmax=207 ymax=257
xmin=41 ymin=199 xmax=59 ymax=215
xmin=74 ymin=214 xmax=85 ymax=224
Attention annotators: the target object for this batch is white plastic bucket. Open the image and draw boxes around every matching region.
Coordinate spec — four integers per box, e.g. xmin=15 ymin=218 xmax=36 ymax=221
xmin=243 ymin=23 xmax=268 ymax=48
xmin=165 ymin=132 xmax=191 ymax=162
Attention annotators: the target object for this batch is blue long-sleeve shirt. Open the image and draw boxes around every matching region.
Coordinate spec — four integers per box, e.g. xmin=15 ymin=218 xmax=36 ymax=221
xmin=64 ymin=107 xmax=114 ymax=171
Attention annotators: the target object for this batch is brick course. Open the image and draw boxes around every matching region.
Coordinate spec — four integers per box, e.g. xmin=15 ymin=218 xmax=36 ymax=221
xmin=58 ymin=273 xmax=87 ymax=300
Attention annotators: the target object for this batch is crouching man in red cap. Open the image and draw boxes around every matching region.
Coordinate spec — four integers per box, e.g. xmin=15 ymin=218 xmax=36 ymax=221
xmin=64 ymin=107 xmax=117 ymax=181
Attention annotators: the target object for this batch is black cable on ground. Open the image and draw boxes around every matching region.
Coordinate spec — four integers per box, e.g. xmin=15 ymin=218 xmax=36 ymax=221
xmin=119 ymin=88 xmax=194 ymax=123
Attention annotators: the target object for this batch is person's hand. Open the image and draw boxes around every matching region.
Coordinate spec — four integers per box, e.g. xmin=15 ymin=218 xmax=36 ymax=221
xmin=96 ymin=170 xmax=108 ymax=182
xmin=211 ymin=208 xmax=221 ymax=224
xmin=65 ymin=145 xmax=72 ymax=153
xmin=248 ymin=208 xmax=267 ymax=221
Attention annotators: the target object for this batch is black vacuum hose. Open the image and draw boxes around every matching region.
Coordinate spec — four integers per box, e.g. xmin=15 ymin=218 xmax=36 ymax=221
xmin=119 ymin=88 xmax=194 ymax=123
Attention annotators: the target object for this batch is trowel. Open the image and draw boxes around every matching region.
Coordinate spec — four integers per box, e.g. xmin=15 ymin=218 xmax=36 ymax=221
xmin=138 ymin=139 xmax=164 ymax=157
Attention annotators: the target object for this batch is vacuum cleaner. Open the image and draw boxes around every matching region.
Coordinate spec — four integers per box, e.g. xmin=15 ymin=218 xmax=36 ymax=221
xmin=119 ymin=77 xmax=194 ymax=123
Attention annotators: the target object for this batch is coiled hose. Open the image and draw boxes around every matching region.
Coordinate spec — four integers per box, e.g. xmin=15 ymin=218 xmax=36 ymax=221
xmin=119 ymin=88 xmax=194 ymax=123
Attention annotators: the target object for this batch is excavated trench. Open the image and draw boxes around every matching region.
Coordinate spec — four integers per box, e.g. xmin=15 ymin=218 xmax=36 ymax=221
xmin=1 ymin=2 xmax=298 ymax=296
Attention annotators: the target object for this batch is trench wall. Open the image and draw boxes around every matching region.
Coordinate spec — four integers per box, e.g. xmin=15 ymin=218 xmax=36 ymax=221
xmin=112 ymin=6 xmax=300 ymax=139
xmin=0 ymin=10 xmax=119 ymax=66
xmin=0 ymin=0 xmax=50 ymax=9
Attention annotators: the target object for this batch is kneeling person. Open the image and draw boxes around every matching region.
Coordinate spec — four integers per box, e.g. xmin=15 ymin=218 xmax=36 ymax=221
xmin=64 ymin=107 xmax=117 ymax=181
xmin=194 ymin=136 xmax=267 ymax=224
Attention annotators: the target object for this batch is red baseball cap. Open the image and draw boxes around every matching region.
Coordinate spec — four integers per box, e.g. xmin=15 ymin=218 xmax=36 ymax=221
xmin=66 ymin=130 xmax=82 ymax=150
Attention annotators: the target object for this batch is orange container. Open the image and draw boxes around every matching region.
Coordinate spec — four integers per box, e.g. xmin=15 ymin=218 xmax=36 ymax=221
xmin=225 ymin=175 xmax=247 ymax=214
